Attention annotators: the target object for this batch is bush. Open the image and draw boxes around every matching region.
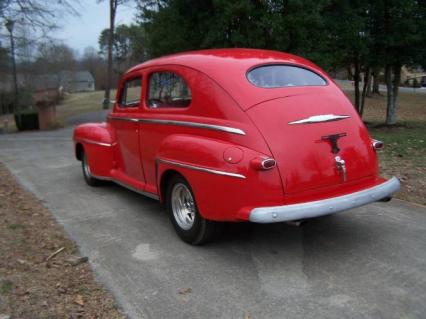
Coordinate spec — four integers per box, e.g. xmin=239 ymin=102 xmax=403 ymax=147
xmin=15 ymin=109 xmax=39 ymax=131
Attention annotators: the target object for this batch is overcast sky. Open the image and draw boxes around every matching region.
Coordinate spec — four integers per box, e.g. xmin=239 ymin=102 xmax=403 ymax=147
xmin=54 ymin=0 xmax=136 ymax=56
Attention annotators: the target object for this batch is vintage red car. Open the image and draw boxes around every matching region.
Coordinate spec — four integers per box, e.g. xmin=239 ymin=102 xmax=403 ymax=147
xmin=73 ymin=49 xmax=400 ymax=244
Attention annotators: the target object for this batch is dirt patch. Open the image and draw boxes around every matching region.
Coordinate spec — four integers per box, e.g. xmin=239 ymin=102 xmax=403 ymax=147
xmin=0 ymin=162 xmax=126 ymax=318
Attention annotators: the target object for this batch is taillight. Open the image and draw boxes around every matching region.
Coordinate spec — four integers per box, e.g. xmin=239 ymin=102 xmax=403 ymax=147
xmin=251 ymin=157 xmax=276 ymax=170
xmin=372 ymin=139 xmax=384 ymax=150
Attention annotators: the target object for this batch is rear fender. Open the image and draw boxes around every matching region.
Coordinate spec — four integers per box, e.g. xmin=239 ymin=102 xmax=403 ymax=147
xmin=73 ymin=122 xmax=115 ymax=178
xmin=156 ymin=134 xmax=283 ymax=221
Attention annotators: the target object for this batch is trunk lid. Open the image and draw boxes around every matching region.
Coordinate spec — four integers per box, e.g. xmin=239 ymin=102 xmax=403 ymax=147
xmin=247 ymin=93 xmax=377 ymax=194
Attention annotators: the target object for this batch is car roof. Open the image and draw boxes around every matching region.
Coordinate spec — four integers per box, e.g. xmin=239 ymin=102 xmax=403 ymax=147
xmin=127 ymin=48 xmax=334 ymax=110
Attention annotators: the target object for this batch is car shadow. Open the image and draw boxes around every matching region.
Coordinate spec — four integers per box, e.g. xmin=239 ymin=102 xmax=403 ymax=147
xmin=97 ymin=181 xmax=381 ymax=262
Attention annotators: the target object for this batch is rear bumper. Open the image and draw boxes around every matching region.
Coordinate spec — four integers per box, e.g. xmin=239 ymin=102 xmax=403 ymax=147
xmin=249 ymin=177 xmax=400 ymax=223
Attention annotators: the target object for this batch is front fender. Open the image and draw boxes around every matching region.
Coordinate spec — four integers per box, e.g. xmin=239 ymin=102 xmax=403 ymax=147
xmin=156 ymin=134 xmax=284 ymax=221
xmin=73 ymin=122 xmax=115 ymax=178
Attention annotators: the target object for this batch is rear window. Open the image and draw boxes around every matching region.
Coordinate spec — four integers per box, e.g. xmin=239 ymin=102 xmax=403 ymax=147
xmin=247 ymin=65 xmax=327 ymax=88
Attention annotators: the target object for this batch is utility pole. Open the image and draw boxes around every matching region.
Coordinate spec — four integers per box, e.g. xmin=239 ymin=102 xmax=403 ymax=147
xmin=5 ymin=19 xmax=20 ymax=129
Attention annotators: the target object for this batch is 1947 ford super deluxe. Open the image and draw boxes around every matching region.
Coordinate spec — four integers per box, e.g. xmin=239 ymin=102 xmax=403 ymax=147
xmin=73 ymin=49 xmax=400 ymax=244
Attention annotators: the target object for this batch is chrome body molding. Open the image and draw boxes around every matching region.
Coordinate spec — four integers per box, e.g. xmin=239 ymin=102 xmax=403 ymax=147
xmin=86 ymin=165 xmax=159 ymax=200
xmin=158 ymin=158 xmax=246 ymax=179
xmin=108 ymin=115 xmax=139 ymax=123
xmin=249 ymin=177 xmax=400 ymax=223
xmin=113 ymin=179 xmax=160 ymax=200
xmin=139 ymin=118 xmax=246 ymax=135
xmin=76 ymin=138 xmax=113 ymax=147
xmin=108 ymin=115 xmax=246 ymax=135
xmin=288 ymin=114 xmax=350 ymax=125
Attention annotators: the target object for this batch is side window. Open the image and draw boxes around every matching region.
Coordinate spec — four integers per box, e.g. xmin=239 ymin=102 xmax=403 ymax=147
xmin=119 ymin=77 xmax=142 ymax=108
xmin=148 ymin=72 xmax=192 ymax=108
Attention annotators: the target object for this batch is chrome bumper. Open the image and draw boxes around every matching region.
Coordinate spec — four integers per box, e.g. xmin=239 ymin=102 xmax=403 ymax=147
xmin=249 ymin=177 xmax=400 ymax=223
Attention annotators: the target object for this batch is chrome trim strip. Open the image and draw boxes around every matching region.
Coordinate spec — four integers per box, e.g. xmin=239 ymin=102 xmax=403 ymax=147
xmin=114 ymin=179 xmax=160 ymax=200
xmin=108 ymin=115 xmax=246 ymax=135
xmin=158 ymin=158 xmax=246 ymax=179
xmin=288 ymin=114 xmax=350 ymax=125
xmin=77 ymin=138 xmax=113 ymax=147
xmin=108 ymin=115 xmax=139 ymax=123
xmin=140 ymin=118 xmax=245 ymax=135
xmin=249 ymin=177 xmax=400 ymax=223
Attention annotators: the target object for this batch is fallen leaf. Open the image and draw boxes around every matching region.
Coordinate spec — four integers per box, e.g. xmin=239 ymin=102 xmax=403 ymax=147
xmin=74 ymin=295 xmax=84 ymax=306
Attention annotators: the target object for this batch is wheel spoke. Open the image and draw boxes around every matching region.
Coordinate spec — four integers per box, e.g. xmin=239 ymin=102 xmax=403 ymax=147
xmin=171 ymin=183 xmax=196 ymax=230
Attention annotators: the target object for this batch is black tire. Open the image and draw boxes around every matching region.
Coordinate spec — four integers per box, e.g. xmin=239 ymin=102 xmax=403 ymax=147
xmin=166 ymin=174 xmax=219 ymax=245
xmin=81 ymin=149 xmax=101 ymax=187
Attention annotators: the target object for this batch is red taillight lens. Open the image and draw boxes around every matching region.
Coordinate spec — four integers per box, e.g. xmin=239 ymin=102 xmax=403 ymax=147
xmin=251 ymin=157 xmax=276 ymax=170
xmin=372 ymin=139 xmax=384 ymax=150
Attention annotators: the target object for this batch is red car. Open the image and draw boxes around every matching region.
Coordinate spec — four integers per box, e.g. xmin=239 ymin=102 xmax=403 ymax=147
xmin=73 ymin=49 xmax=400 ymax=244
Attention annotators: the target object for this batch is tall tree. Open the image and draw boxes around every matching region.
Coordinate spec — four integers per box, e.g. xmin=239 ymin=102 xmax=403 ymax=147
xmin=98 ymin=0 xmax=132 ymax=109
xmin=99 ymin=23 xmax=146 ymax=70
xmin=137 ymin=0 xmax=328 ymax=61
xmin=322 ymin=0 xmax=370 ymax=114
xmin=370 ymin=0 xmax=426 ymax=125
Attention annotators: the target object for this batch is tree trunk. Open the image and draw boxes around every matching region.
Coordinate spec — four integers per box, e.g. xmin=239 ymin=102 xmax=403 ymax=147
xmin=372 ymin=66 xmax=380 ymax=95
xmin=360 ymin=66 xmax=371 ymax=116
xmin=353 ymin=60 xmax=361 ymax=114
xmin=103 ymin=0 xmax=117 ymax=109
xmin=385 ymin=64 xmax=400 ymax=125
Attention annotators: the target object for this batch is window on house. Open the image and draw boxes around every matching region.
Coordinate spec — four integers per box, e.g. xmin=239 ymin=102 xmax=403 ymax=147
xmin=148 ymin=72 xmax=192 ymax=108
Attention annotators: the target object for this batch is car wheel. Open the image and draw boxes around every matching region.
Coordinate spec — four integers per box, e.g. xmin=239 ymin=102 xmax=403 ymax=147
xmin=166 ymin=175 xmax=218 ymax=245
xmin=82 ymin=149 xmax=100 ymax=187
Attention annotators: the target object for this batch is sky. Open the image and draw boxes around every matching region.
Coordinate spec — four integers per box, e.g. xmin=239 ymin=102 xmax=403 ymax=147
xmin=54 ymin=0 xmax=136 ymax=56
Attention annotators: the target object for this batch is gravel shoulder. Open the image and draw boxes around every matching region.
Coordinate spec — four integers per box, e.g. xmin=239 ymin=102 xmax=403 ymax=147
xmin=0 ymin=161 xmax=125 ymax=319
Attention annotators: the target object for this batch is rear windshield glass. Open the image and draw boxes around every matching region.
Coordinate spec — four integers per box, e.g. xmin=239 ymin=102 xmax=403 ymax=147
xmin=247 ymin=65 xmax=327 ymax=88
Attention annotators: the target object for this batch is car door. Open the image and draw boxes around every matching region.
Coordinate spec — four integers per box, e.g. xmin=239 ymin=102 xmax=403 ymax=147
xmin=110 ymin=73 xmax=146 ymax=183
xmin=139 ymin=67 xmax=193 ymax=194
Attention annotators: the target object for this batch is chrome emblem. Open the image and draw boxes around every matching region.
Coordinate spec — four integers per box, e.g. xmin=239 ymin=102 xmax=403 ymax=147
xmin=321 ymin=133 xmax=347 ymax=154
xmin=288 ymin=114 xmax=350 ymax=125
xmin=335 ymin=156 xmax=347 ymax=182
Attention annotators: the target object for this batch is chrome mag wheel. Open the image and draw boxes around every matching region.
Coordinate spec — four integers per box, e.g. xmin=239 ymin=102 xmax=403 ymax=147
xmin=83 ymin=153 xmax=92 ymax=178
xmin=171 ymin=183 xmax=196 ymax=230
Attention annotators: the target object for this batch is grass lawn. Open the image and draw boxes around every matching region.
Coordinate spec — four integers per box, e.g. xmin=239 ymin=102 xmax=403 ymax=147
xmin=344 ymin=91 xmax=426 ymax=205
xmin=55 ymin=90 xmax=116 ymax=125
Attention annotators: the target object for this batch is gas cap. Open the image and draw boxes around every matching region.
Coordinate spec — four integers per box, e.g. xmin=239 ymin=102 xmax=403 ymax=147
xmin=223 ymin=147 xmax=244 ymax=164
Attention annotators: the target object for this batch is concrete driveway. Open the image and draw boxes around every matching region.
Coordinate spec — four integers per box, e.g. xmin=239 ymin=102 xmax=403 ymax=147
xmin=1 ymin=123 xmax=425 ymax=319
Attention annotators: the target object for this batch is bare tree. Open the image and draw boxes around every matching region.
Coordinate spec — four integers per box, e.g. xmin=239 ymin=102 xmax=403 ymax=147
xmin=98 ymin=0 xmax=132 ymax=109
xmin=1 ymin=0 xmax=78 ymax=34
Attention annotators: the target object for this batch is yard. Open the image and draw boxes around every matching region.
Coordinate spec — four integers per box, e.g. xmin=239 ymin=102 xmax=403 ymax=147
xmin=0 ymin=162 xmax=125 ymax=318
xmin=345 ymin=91 xmax=426 ymax=205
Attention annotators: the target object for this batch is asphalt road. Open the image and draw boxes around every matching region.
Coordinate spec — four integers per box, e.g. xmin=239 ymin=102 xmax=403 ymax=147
xmin=1 ymin=124 xmax=425 ymax=319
